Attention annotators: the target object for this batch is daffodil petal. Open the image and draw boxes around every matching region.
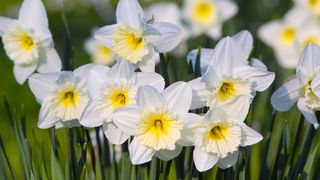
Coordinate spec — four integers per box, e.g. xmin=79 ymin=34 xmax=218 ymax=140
xmin=87 ymin=65 xmax=110 ymax=98
xmin=187 ymin=48 xmax=214 ymax=74
xmin=38 ymin=97 xmax=60 ymax=128
xmin=145 ymin=22 xmax=181 ymax=53
xmin=137 ymin=86 xmax=167 ymax=111
xmin=217 ymin=150 xmax=239 ymax=169
xmin=136 ymin=72 xmax=165 ymax=92
xmin=103 ymin=122 xmax=130 ymax=145
xmin=0 ymin=16 xmax=17 ymax=36
xmin=216 ymin=0 xmax=238 ymax=21
xmin=14 ymin=63 xmax=37 ymax=85
xmin=162 ymin=82 xmax=192 ymax=113
xmin=129 ymin=138 xmax=155 ymax=165
xmin=28 ymin=72 xmax=59 ymax=103
xmin=297 ymin=99 xmax=319 ymax=129
xmin=108 ymin=60 xmax=137 ymax=84
xmin=116 ymin=0 xmax=144 ymax=29
xmin=240 ymin=123 xmax=263 ymax=146
xmin=271 ymin=77 xmax=301 ymax=111
xmin=113 ymin=105 xmax=140 ymax=135
xmin=80 ymin=99 xmax=105 ymax=127
xmin=258 ymin=21 xmax=282 ymax=47
xmin=193 ymin=148 xmax=219 ymax=172
xmin=37 ymin=48 xmax=62 ymax=73
xmin=188 ymin=77 xmax=210 ymax=110
xmin=155 ymin=145 xmax=183 ymax=161
xmin=206 ymin=24 xmax=221 ymax=39
xmin=94 ymin=24 xmax=119 ymax=48
xmin=297 ymin=44 xmax=320 ymax=83
xmin=177 ymin=112 xmax=202 ymax=146
xmin=232 ymin=30 xmax=253 ymax=59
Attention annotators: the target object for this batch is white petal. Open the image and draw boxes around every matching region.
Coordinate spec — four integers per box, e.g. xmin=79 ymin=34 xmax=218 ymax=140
xmin=103 ymin=122 xmax=130 ymax=145
xmin=113 ymin=105 xmax=140 ymax=135
xmin=206 ymin=24 xmax=221 ymax=39
xmin=240 ymin=123 xmax=263 ymax=146
xmin=188 ymin=77 xmax=210 ymax=110
xmin=38 ymin=98 xmax=60 ymax=128
xmin=297 ymin=99 xmax=319 ymax=128
xmin=108 ymin=60 xmax=137 ymax=83
xmin=136 ymin=72 xmax=165 ymax=92
xmin=138 ymin=52 xmax=156 ymax=72
xmin=19 ymin=0 xmax=48 ymax=27
xmin=37 ymin=48 xmax=62 ymax=73
xmin=297 ymin=44 xmax=320 ymax=83
xmin=250 ymin=58 xmax=267 ymax=70
xmin=202 ymin=66 xmax=222 ymax=86
xmin=87 ymin=65 xmax=110 ymax=97
xmin=129 ymin=138 xmax=155 ymax=165
xmin=28 ymin=72 xmax=59 ymax=103
xmin=187 ymin=48 xmax=215 ymax=74
xmin=232 ymin=30 xmax=253 ymax=58
xmin=116 ymin=0 xmax=144 ymax=29
xmin=211 ymin=37 xmax=247 ymax=75
xmin=257 ymin=21 xmax=282 ymax=47
xmin=271 ymin=77 xmax=301 ymax=111
xmin=94 ymin=24 xmax=119 ymax=48
xmin=80 ymin=99 xmax=105 ymax=127
xmin=145 ymin=22 xmax=181 ymax=53
xmin=155 ymin=145 xmax=183 ymax=161
xmin=193 ymin=148 xmax=219 ymax=172
xmin=14 ymin=63 xmax=37 ymax=85
xmin=217 ymin=150 xmax=239 ymax=169
xmin=0 ymin=17 xmax=17 ymax=36
xmin=216 ymin=0 xmax=238 ymax=21
xmin=137 ymin=86 xmax=167 ymax=111
xmin=163 ymin=81 xmax=192 ymax=113
xmin=220 ymin=95 xmax=251 ymax=121
xmin=275 ymin=46 xmax=300 ymax=69
xmin=177 ymin=113 xmax=202 ymax=146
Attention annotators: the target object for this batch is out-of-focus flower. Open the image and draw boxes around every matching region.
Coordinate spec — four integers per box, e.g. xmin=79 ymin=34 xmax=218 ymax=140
xmin=80 ymin=60 xmax=164 ymax=145
xmin=294 ymin=0 xmax=320 ymax=17
xmin=189 ymin=108 xmax=262 ymax=172
xmin=258 ymin=6 xmax=316 ymax=68
xmin=188 ymin=31 xmax=275 ymax=120
xmin=182 ymin=0 xmax=238 ymax=39
xmin=146 ymin=3 xmax=189 ymax=56
xmin=84 ymin=31 xmax=116 ymax=66
xmin=94 ymin=0 xmax=181 ymax=72
xmin=112 ymin=83 xmax=196 ymax=164
xmin=271 ymin=44 xmax=320 ymax=129
xmin=28 ymin=64 xmax=98 ymax=128
xmin=0 ymin=0 xmax=61 ymax=84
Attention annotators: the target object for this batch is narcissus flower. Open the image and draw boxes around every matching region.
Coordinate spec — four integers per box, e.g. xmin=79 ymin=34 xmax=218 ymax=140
xmin=28 ymin=64 xmax=97 ymax=128
xmin=80 ymin=60 xmax=165 ymax=145
xmin=94 ymin=0 xmax=181 ymax=72
xmin=112 ymin=83 xmax=196 ymax=164
xmin=183 ymin=0 xmax=238 ymax=39
xmin=294 ymin=0 xmax=320 ymax=17
xmin=271 ymin=44 xmax=320 ymax=129
xmin=84 ymin=31 xmax=116 ymax=66
xmin=0 ymin=0 xmax=61 ymax=84
xmin=188 ymin=31 xmax=275 ymax=120
xmin=189 ymin=108 xmax=262 ymax=172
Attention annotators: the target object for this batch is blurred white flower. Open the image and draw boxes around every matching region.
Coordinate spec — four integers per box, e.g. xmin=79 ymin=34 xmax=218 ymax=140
xmin=94 ymin=0 xmax=181 ymax=72
xmin=271 ymin=44 xmax=320 ymax=129
xmin=80 ymin=60 xmax=165 ymax=145
xmin=189 ymin=108 xmax=262 ymax=172
xmin=258 ymin=6 xmax=316 ymax=68
xmin=294 ymin=0 xmax=320 ymax=17
xmin=84 ymin=33 xmax=116 ymax=66
xmin=188 ymin=31 xmax=275 ymax=120
xmin=0 ymin=0 xmax=61 ymax=84
xmin=28 ymin=64 xmax=97 ymax=129
xmin=182 ymin=0 xmax=238 ymax=39
xmin=112 ymin=83 xmax=196 ymax=164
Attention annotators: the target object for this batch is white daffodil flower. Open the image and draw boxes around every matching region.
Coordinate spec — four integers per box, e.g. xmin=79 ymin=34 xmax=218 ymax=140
xmin=28 ymin=64 xmax=98 ymax=128
xmin=271 ymin=44 xmax=320 ymax=129
xmin=84 ymin=32 xmax=116 ymax=66
xmin=258 ymin=6 xmax=313 ymax=68
xmin=187 ymin=31 xmax=275 ymax=120
xmin=0 ymin=0 xmax=61 ymax=84
xmin=94 ymin=0 xmax=181 ymax=72
xmin=182 ymin=0 xmax=238 ymax=39
xmin=112 ymin=83 xmax=196 ymax=164
xmin=80 ymin=60 xmax=165 ymax=145
xmin=189 ymin=108 xmax=262 ymax=172
xmin=294 ymin=0 xmax=320 ymax=17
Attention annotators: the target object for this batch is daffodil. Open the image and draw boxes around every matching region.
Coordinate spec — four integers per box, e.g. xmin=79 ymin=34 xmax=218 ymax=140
xmin=182 ymin=0 xmax=238 ymax=39
xmin=189 ymin=108 xmax=262 ymax=171
xmin=0 ymin=0 xmax=61 ymax=84
xmin=80 ymin=60 xmax=165 ymax=145
xmin=258 ymin=6 xmax=313 ymax=68
xmin=94 ymin=0 xmax=181 ymax=72
xmin=112 ymin=83 xmax=196 ymax=164
xmin=271 ymin=44 xmax=320 ymax=129
xmin=294 ymin=0 xmax=320 ymax=17
xmin=188 ymin=32 xmax=275 ymax=120
xmin=84 ymin=30 xmax=116 ymax=66
xmin=28 ymin=64 xmax=98 ymax=128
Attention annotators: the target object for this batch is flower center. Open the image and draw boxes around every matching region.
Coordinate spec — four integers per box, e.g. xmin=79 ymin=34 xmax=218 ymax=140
xmin=100 ymin=46 xmax=112 ymax=55
xmin=113 ymin=26 xmax=149 ymax=63
xmin=217 ymin=82 xmax=235 ymax=99
xmin=110 ymin=90 xmax=130 ymax=109
xmin=59 ymin=90 xmax=78 ymax=107
xmin=19 ymin=33 xmax=34 ymax=51
xmin=193 ymin=1 xmax=217 ymax=25
xmin=309 ymin=0 xmax=320 ymax=10
xmin=208 ymin=125 xmax=227 ymax=140
xmin=281 ymin=27 xmax=296 ymax=45
xmin=305 ymin=80 xmax=316 ymax=98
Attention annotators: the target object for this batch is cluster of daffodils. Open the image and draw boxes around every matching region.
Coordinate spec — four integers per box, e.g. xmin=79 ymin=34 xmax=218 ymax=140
xmin=258 ymin=3 xmax=320 ymax=68
xmin=1 ymin=0 xmax=277 ymax=172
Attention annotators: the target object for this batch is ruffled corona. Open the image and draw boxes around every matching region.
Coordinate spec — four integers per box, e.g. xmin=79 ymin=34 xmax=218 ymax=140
xmin=190 ymin=0 xmax=217 ymax=27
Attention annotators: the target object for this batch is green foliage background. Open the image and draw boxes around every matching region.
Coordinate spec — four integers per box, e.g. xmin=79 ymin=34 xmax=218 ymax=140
xmin=0 ymin=0 xmax=319 ymax=179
